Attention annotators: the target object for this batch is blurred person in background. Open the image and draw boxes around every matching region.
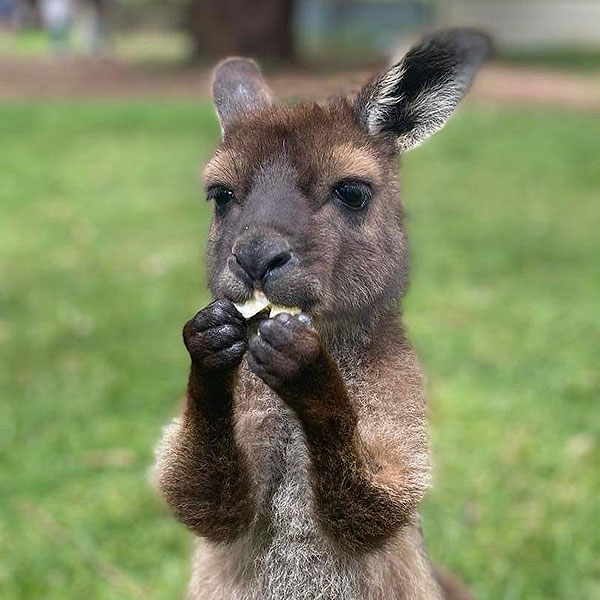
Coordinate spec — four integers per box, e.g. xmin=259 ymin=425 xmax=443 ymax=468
xmin=40 ymin=0 xmax=73 ymax=55
xmin=79 ymin=0 xmax=110 ymax=57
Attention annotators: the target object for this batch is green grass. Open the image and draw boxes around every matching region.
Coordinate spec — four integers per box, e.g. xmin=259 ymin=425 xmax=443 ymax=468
xmin=0 ymin=101 xmax=598 ymax=599
xmin=0 ymin=30 xmax=191 ymax=65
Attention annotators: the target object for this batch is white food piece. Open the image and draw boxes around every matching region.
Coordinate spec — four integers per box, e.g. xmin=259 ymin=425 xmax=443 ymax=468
xmin=234 ymin=291 xmax=270 ymax=319
xmin=269 ymin=305 xmax=301 ymax=318
xmin=234 ymin=290 xmax=301 ymax=319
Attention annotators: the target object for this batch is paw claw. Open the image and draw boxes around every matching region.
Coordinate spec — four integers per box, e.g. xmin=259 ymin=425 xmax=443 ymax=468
xmin=297 ymin=313 xmax=312 ymax=326
xmin=274 ymin=312 xmax=292 ymax=324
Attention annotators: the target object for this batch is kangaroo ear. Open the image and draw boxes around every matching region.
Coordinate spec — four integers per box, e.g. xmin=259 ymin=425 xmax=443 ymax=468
xmin=211 ymin=57 xmax=273 ymax=131
xmin=356 ymin=28 xmax=492 ymax=152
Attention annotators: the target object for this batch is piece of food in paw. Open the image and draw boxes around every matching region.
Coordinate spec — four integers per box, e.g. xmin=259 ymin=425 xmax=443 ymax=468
xmin=234 ymin=290 xmax=301 ymax=320
xmin=234 ymin=291 xmax=270 ymax=319
xmin=269 ymin=305 xmax=301 ymax=318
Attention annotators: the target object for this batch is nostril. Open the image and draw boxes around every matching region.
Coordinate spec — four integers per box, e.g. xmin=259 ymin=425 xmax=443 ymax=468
xmin=267 ymin=251 xmax=292 ymax=274
xmin=232 ymin=238 xmax=293 ymax=284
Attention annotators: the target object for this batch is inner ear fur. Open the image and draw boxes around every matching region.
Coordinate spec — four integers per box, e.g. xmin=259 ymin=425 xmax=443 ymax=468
xmin=212 ymin=57 xmax=273 ymax=131
xmin=355 ymin=28 xmax=492 ymax=152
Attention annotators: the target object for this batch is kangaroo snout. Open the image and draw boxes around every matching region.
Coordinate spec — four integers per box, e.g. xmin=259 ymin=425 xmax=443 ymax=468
xmin=232 ymin=235 xmax=295 ymax=287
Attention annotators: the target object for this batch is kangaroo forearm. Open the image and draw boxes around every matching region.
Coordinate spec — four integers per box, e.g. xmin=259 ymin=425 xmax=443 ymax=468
xmin=304 ymin=419 xmax=415 ymax=553
xmin=294 ymin=366 xmax=417 ymax=552
xmin=158 ymin=369 xmax=254 ymax=542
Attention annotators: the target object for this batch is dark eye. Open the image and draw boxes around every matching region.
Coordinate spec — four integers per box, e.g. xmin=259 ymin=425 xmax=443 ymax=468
xmin=206 ymin=185 xmax=235 ymax=211
xmin=332 ymin=181 xmax=371 ymax=211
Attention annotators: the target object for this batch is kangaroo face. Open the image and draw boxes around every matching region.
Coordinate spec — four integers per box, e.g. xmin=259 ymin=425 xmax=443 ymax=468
xmin=204 ymin=101 xmax=407 ymax=321
xmin=203 ymin=29 xmax=491 ymax=323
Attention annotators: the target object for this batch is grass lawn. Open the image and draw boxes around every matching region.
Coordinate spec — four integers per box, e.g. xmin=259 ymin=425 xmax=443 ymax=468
xmin=0 ymin=101 xmax=598 ymax=599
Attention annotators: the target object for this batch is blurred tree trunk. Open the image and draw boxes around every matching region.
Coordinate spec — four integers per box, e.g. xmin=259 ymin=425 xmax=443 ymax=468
xmin=187 ymin=0 xmax=295 ymax=62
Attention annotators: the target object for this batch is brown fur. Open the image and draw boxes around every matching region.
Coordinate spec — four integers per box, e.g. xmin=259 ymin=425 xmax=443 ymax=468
xmin=158 ymin=365 xmax=254 ymax=543
xmin=155 ymin=29 xmax=491 ymax=600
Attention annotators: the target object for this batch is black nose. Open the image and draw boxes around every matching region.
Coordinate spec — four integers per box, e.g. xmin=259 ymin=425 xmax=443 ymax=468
xmin=233 ymin=237 xmax=293 ymax=284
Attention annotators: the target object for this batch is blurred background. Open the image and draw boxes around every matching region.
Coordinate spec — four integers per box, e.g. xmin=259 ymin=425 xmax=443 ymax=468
xmin=1 ymin=1 xmax=598 ymax=599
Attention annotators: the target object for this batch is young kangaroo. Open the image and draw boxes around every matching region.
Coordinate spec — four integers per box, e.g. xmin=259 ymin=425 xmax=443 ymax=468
xmin=155 ymin=28 xmax=491 ymax=600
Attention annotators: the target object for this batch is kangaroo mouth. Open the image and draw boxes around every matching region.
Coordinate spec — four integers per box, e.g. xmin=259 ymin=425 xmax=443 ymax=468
xmin=234 ymin=290 xmax=301 ymax=319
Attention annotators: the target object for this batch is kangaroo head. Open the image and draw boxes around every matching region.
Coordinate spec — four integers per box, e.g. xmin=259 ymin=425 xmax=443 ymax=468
xmin=203 ymin=29 xmax=491 ymax=330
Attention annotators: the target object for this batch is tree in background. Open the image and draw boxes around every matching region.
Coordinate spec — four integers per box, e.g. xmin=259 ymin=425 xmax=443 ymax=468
xmin=187 ymin=0 xmax=295 ymax=62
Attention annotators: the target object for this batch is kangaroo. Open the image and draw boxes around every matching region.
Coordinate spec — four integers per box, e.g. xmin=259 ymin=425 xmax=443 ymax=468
xmin=155 ymin=28 xmax=491 ymax=600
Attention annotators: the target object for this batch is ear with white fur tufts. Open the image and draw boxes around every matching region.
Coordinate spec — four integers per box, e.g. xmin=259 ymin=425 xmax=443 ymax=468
xmin=211 ymin=57 xmax=273 ymax=132
xmin=355 ymin=28 xmax=492 ymax=152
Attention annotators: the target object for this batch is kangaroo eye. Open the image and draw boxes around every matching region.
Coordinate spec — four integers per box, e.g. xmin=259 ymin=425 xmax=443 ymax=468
xmin=332 ymin=181 xmax=371 ymax=211
xmin=206 ymin=185 xmax=235 ymax=211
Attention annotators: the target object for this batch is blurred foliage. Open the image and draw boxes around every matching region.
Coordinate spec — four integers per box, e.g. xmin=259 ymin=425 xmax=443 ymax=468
xmin=0 ymin=101 xmax=598 ymax=599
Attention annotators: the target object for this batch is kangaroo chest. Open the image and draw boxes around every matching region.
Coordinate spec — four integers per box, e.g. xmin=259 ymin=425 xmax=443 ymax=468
xmin=231 ymin=372 xmax=369 ymax=599
xmin=235 ymin=379 xmax=315 ymax=529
